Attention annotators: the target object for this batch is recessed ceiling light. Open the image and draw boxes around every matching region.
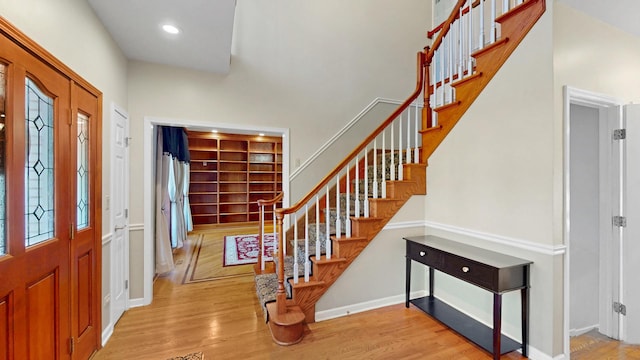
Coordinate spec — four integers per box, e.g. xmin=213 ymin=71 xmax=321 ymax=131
xmin=162 ymin=24 xmax=181 ymax=35
xmin=211 ymin=129 xmax=218 ymax=133
xmin=259 ymin=133 xmax=265 ymax=137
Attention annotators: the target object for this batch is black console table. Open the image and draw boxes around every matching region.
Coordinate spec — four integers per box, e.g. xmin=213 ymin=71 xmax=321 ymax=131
xmin=404 ymin=235 xmax=532 ymax=359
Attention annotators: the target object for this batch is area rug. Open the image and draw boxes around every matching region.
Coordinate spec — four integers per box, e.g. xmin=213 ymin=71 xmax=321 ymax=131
xmin=182 ymin=233 xmax=256 ymax=284
xmin=223 ymin=233 xmax=276 ymax=266
xmin=166 ymin=352 xmax=203 ymax=360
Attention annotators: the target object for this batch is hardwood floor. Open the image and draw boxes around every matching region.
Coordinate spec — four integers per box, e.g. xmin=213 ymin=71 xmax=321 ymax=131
xmin=571 ymin=330 xmax=640 ymax=359
xmin=92 ymin=225 xmax=527 ymax=359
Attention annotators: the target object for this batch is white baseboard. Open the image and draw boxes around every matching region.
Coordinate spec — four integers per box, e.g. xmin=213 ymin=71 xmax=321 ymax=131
xmin=570 ymin=324 xmax=598 ymax=337
xmin=101 ymin=322 xmax=114 ymax=346
xmin=128 ymin=297 xmax=146 ymax=308
xmin=315 ymin=290 xmax=427 ymax=322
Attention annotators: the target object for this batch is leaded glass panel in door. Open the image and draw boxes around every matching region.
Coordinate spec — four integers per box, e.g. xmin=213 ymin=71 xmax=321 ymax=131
xmin=77 ymin=112 xmax=89 ymax=229
xmin=0 ymin=63 xmax=6 ymax=255
xmin=25 ymin=77 xmax=55 ymax=246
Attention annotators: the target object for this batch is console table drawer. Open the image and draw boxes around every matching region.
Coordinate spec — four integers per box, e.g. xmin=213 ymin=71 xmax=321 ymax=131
xmin=406 ymin=240 xmax=443 ymax=268
xmin=440 ymin=257 xmax=496 ymax=291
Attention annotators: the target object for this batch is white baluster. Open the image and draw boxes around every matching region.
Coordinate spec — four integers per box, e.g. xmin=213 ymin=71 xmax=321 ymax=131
xmin=398 ymin=113 xmax=404 ymax=181
xmin=346 ymin=164 xmax=351 ymax=236
xmin=381 ymin=130 xmax=386 ymax=199
xmin=315 ymin=195 xmax=320 ymax=261
xmin=260 ymin=204 xmax=265 ymax=271
xmin=458 ymin=6 xmax=463 ymax=77
xmin=440 ymin=42 xmax=445 ymax=103
xmin=273 ymin=203 xmax=281 ymax=256
xmin=448 ymin=31 xmax=454 ymax=102
xmin=406 ymin=110 xmax=411 ymax=164
xmin=372 ymin=138 xmax=378 ymax=198
xmin=293 ymin=212 xmax=298 ymax=284
xmin=468 ymin=0 xmax=474 ymax=72
xmin=304 ymin=205 xmax=309 ymax=282
xmin=335 ymin=173 xmax=341 ymax=238
xmin=491 ymin=0 xmax=496 ymax=43
xmin=355 ymin=155 xmax=360 ymax=218
xmin=479 ymin=0 xmax=485 ymax=48
xmin=364 ymin=146 xmax=370 ymax=217
xmin=517 ymin=0 xmax=523 ymax=5
xmin=390 ymin=122 xmax=395 ymax=181
xmin=414 ymin=105 xmax=420 ymax=163
xmin=503 ymin=0 xmax=509 ymax=13
xmin=325 ymin=186 xmax=331 ymax=260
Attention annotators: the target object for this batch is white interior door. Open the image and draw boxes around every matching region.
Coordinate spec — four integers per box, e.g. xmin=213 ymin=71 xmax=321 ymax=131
xmin=623 ymin=103 xmax=640 ymax=343
xmin=111 ymin=104 xmax=130 ymax=325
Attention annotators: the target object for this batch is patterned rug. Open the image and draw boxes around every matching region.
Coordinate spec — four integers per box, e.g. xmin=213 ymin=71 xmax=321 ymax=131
xmin=224 ymin=233 xmax=276 ymax=266
xmin=166 ymin=352 xmax=203 ymax=360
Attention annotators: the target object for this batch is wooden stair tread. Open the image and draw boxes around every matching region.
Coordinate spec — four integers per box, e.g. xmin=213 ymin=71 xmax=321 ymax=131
xmin=471 ymin=37 xmax=509 ymax=58
xmin=312 ymin=256 xmax=347 ymax=265
xmin=451 ymin=71 xmax=483 ymax=88
xmin=495 ymin=0 xmax=540 ymax=23
xmin=419 ymin=125 xmax=443 ymax=134
xmin=434 ymin=101 xmax=461 ymax=113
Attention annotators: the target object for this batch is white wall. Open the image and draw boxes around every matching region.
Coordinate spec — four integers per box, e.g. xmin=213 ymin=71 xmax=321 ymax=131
xmin=553 ymin=2 xmax=640 ymax=354
xmin=317 ymin=197 xmax=427 ymax=315
xmin=421 ymin=5 xmax=563 ymax=356
xmin=0 ymin=0 xmax=128 ymax=337
xmin=568 ymin=104 xmax=600 ymax=333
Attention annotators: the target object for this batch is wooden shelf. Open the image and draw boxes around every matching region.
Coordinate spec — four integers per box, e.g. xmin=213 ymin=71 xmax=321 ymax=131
xmin=187 ymin=131 xmax=282 ymax=225
xmin=410 ymin=297 xmax=521 ymax=355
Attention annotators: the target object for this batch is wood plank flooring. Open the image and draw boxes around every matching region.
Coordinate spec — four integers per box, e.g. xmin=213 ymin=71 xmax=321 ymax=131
xmin=91 ymin=224 xmax=533 ymax=359
xmin=570 ymin=330 xmax=640 ymax=360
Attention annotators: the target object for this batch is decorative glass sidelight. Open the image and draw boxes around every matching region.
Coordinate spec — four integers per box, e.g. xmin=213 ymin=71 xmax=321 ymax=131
xmin=25 ymin=77 xmax=55 ymax=246
xmin=0 ymin=64 xmax=5 ymax=255
xmin=77 ymin=113 xmax=89 ymax=229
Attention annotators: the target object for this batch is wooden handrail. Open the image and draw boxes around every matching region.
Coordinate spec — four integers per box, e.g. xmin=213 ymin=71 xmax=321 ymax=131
xmin=276 ymin=50 xmax=426 ymax=217
xmin=257 ymin=192 xmax=284 ymax=207
xmin=426 ymin=0 xmax=469 ymax=61
xmin=427 ymin=0 xmax=481 ymax=39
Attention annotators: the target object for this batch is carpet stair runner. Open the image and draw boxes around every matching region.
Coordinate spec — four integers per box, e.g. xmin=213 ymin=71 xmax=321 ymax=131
xmin=254 ymin=152 xmax=405 ymax=318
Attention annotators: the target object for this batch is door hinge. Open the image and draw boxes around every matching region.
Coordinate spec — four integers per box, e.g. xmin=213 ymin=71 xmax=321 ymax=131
xmin=613 ymin=216 xmax=627 ymax=227
xmin=125 ymin=280 xmax=129 ymax=290
xmin=69 ymin=222 xmax=75 ymax=240
xmin=69 ymin=337 xmax=75 ymax=354
xmin=125 ymin=137 xmax=131 ymax=147
xmin=125 ymin=209 xmax=129 ymax=218
xmin=614 ymin=302 xmax=627 ymax=316
xmin=613 ymin=129 xmax=626 ymax=140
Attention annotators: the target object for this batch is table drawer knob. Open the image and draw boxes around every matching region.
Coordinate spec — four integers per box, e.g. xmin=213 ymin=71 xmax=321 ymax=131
xmin=462 ymin=266 xmax=470 ymax=273
xmin=419 ymin=251 xmax=426 ymax=257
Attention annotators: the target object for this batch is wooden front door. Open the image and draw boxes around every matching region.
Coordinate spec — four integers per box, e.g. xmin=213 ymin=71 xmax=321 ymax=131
xmin=0 ymin=20 xmax=102 ymax=360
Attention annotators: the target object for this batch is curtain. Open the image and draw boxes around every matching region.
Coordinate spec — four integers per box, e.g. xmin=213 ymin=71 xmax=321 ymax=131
xmin=154 ymin=128 xmax=174 ymax=274
xmin=183 ymin=162 xmax=193 ymax=232
xmin=155 ymin=126 xmax=191 ymax=274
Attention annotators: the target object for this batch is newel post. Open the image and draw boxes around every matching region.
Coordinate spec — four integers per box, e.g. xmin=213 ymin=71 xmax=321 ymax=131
xmin=422 ymin=48 xmax=432 ymax=129
xmin=275 ymin=211 xmax=287 ymax=314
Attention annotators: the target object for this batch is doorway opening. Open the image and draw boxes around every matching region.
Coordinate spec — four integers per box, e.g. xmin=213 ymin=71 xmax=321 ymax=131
xmin=142 ymin=116 xmax=290 ymax=305
xmin=563 ymin=86 xmax=623 ymax=356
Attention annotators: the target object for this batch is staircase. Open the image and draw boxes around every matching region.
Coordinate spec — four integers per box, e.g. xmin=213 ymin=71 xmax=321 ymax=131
xmin=253 ymin=0 xmax=546 ymax=345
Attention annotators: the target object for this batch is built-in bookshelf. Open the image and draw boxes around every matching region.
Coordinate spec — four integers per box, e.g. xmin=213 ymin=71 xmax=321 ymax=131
xmin=187 ymin=131 xmax=282 ymax=225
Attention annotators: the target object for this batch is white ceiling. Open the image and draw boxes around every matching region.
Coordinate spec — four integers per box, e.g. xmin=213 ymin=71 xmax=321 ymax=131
xmin=87 ymin=0 xmax=236 ymax=74
xmin=557 ymin=0 xmax=640 ymax=38
xmin=87 ymin=1 xmax=639 ymax=75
